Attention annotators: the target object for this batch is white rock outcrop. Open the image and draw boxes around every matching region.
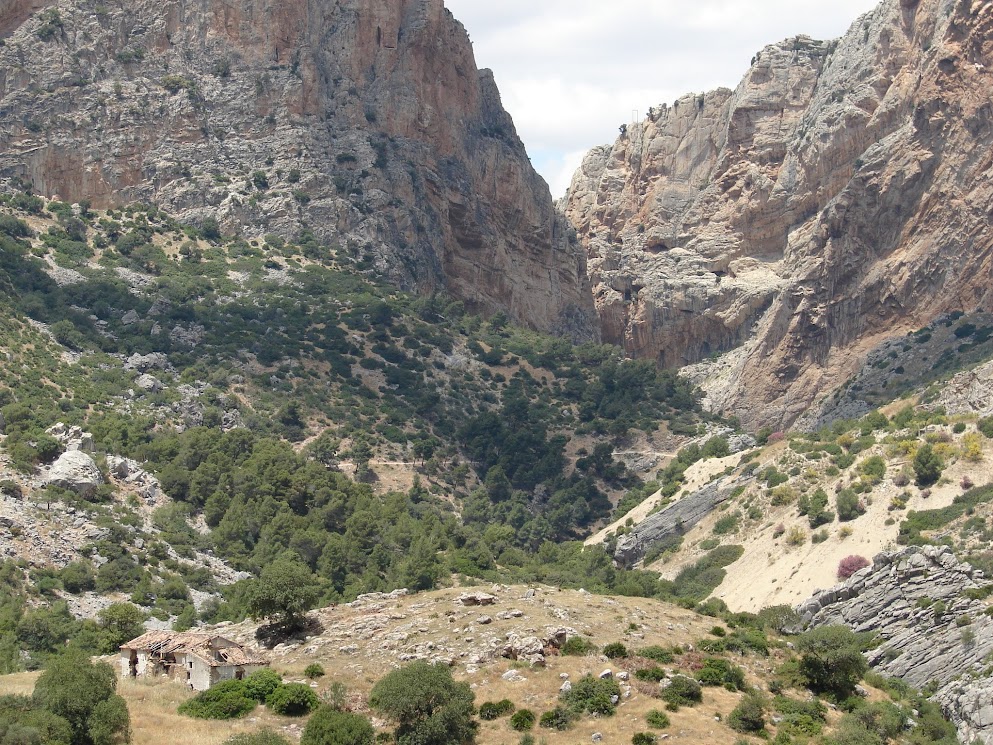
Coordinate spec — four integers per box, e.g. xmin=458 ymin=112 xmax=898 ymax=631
xmin=43 ymin=451 xmax=103 ymax=498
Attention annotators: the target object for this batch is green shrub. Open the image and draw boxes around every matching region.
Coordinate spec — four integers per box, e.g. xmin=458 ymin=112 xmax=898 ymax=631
xmin=244 ymin=668 xmax=282 ymax=702
xmin=699 ymin=627 xmax=769 ymax=656
xmin=728 ymin=693 xmax=766 ymax=733
xmin=836 ymin=490 xmax=864 ymax=522
xmin=562 ymin=675 xmax=621 ymax=716
xmin=561 ymin=636 xmax=597 ymax=656
xmin=795 ymin=626 xmax=868 ymax=699
xmin=979 ymin=417 xmax=993 ymax=438
xmin=510 ymin=708 xmax=536 ymax=731
xmin=35 ymin=8 xmax=63 ymax=40
xmin=479 ymin=699 xmax=515 ymax=720
xmin=858 ymin=456 xmax=886 ymax=482
xmin=266 ymin=683 xmax=319 ymax=716
xmin=300 ymin=706 xmax=374 ymax=745
xmin=59 ymin=561 xmax=95 ymax=594
xmin=660 ymin=675 xmax=702 ymax=708
xmin=638 ymin=646 xmax=675 ymax=663
xmin=538 ymin=706 xmax=574 ymax=730
xmin=713 ymin=512 xmax=741 ymax=535
xmin=0 ymin=214 xmax=33 ymax=238
xmin=695 ymin=657 xmax=746 ymax=690
xmin=178 ymin=680 xmax=256 ymax=719
xmin=161 ymin=75 xmax=195 ymax=94
xmin=632 ymin=734 xmax=657 ymax=745
xmin=224 ymin=729 xmax=292 ymax=745
xmin=304 ymin=663 xmax=325 ymax=679
xmin=634 ymin=667 xmax=667 ymax=682
xmin=913 ymin=444 xmax=943 ymax=487
xmin=646 ymin=709 xmax=671 ymax=729
xmin=369 ymin=661 xmax=476 ymax=745
xmin=772 ymin=695 xmax=826 ymax=736
xmin=603 ymin=642 xmax=629 ymax=659
xmin=672 ymin=545 xmax=744 ymax=602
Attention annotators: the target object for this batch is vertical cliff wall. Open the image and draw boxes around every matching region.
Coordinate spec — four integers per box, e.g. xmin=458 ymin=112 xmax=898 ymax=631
xmin=564 ymin=0 xmax=993 ymax=427
xmin=0 ymin=0 xmax=597 ymax=338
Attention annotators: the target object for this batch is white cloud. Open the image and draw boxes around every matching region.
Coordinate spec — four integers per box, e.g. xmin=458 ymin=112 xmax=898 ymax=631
xmin=446 ymin=0 xmax=882 ymax=196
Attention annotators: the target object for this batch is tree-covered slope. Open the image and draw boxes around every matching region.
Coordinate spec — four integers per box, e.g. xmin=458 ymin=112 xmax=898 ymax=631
xmin=0 ymin=192 xmax=714 ymax=670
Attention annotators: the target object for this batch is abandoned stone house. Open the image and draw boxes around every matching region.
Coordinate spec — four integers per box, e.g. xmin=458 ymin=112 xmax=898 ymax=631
xmin=119 ymin=631 xmax=268 ymax=691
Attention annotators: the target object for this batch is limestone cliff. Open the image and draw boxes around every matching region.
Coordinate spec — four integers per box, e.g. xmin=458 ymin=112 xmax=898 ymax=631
xmin=564 ymin=0 xmax=993 ymax=427
xmin=799 ymin=546 xmax=993 ymax=744
xmin=0 ymin=0 xmax=597 ymax=338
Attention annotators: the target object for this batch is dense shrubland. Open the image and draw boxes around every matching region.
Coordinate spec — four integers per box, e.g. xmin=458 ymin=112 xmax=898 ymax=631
xmin=0 ymin=195 xmax=718 ymax=664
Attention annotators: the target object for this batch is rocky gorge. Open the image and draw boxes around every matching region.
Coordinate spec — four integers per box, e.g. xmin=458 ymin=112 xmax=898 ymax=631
xmin=563 ymin=0 xmax=993 ymax=428
xmin=4 ymin=0 xmax=993 ymax=427
xmin=0 ymin=0 xmax=597 ymax=338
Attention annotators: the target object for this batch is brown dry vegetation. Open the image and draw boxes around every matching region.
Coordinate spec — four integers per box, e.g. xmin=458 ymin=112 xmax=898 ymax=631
xmin=0 ymin=584 xmax=916 ymax=744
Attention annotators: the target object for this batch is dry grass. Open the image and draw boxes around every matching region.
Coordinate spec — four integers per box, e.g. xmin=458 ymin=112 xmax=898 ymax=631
xmin=0 ymin=671 xmax=38 ymax=697
xmin=0 ymin=581 xmax=897 ymax=745
xmin=0 ymin=668 xmax=300 ymax=745
xmin=215 ymin=585 xmax=797 ymax=745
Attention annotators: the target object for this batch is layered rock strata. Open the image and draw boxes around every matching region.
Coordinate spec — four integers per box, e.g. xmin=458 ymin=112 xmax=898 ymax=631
xmin=564 ymin=0 xmax=993 ymax=427
xmin=614 ymin=476 xmax=740 ymax=566
xmin=0 ymin=0 xmax=597 ymax=337
xmin=799 ymin=546 xmax=993 ymax=744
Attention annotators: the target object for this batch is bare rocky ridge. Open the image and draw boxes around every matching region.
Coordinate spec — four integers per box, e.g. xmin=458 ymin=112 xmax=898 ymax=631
xmin=613 ymin=476 xmax=741 ymax=566
xmin=799 ymin=546 xmax=993 ymax=744
xmin=563 ymin=0 xmax=993 ymax=428
xmin=0 ymin=0 xmax=597 ymax=338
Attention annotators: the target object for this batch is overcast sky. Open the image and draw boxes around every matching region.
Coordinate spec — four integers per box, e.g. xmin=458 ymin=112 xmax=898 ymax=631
xmin=445 ymin=0 xmax=881 ymax=196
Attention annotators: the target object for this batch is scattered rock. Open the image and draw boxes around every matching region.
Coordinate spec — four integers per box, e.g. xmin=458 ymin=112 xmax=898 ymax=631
xmin=502 ymin=634 xmax=546 ymax=667
xmin=599 ymin=669 xmax=613 ymax=680
xmin=135 ymin=373 xmax=163 ymax=393
xmin=123 ymin=352 xmax=171 ymax=372
xmin=477 ymin=616 xmax=493 ymax=625
xmin=457 ymin=592 xmax=497 ymax=606
xmin=42 ymin=451 xmax=103 ymax=498
xmin=501 ymin=670 xmax=526 ymax=683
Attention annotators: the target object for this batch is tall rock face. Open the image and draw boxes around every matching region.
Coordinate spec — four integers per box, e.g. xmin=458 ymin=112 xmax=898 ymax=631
xmin=0 ymin=0 xmax=597 ymax=339
xmin=798 ymin=546 xmax=993 ymax=744
xmin=563 ymin=0 xmax=993 ymax=428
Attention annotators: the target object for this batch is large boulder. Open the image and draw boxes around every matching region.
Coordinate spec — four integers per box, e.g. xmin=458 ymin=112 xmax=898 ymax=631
xmin=42 ymin=451 xmax=103 ymax=498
